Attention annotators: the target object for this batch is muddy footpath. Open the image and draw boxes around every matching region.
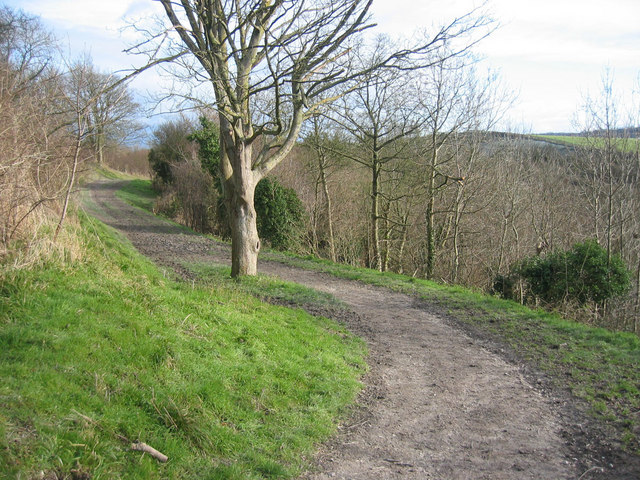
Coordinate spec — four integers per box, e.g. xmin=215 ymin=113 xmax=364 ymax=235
xmin=86 ymin=179 xmax=640 ymax=479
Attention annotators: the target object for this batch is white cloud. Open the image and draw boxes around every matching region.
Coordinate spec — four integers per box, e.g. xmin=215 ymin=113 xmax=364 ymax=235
xmin=8 ymin=0 xmax=640 ymax=132
xmin=13 ymin=0 xmax=138 ymax=29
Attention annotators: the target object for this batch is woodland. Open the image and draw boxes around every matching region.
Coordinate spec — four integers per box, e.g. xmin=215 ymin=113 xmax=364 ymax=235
xmin=1 ymin=1 xmax=639 ymax=334
xmin=144 ymin=76 xmax=640 ymax=334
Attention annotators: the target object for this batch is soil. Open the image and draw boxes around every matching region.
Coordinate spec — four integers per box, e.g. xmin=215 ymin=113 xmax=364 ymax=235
xmin=85 ymin=179 xmax=640 ymax=479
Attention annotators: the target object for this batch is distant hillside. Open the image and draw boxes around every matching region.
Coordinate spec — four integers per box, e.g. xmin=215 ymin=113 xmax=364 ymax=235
xmin=534 ymin=134 xmax=640 ymax=153
xmin=540 ymin=127 xmax=640 ymax=138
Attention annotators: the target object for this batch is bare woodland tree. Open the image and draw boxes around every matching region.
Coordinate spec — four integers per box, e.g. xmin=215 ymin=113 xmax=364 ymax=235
xmin=136 ymin=0 xmax=491 ymax=276
xmin=54 ymin=59 xmax=97 ymax=240
xmin=575 ymin=70 xmax=629 ymax=263
xmin=328 ymin=38 xmax=425 ymax=271
xmin=301 ymin=113 xmax=344 ymax=261
xmin=415 ymin=57 xmax=484 ymax=279
xmin=80 ymin=65 xmax=142 ymax=164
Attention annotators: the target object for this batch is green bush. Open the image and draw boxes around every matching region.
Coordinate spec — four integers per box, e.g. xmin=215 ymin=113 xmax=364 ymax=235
xmin=147 ymin=118 xmax=196 ymax=186
xmin=516 ymin=239 xmax=631 ymax=306
xmin=149 ymin=117 xmax=306 ymax=250
xmin=255 ymin=177 xmax=305 ymax=251
xmin=188 ymin=116 xmax=221 ymax=186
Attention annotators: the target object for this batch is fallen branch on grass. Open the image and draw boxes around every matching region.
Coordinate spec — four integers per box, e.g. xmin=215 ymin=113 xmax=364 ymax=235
xmin=73 ymin=411 xmax=168 ymax=463
xmin=131 ymin=442 xmax=168 ymax=463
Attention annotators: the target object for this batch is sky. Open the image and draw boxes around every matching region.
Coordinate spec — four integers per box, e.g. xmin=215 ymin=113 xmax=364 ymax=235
xmin=6 ymin=0 xmax=640 ymax=134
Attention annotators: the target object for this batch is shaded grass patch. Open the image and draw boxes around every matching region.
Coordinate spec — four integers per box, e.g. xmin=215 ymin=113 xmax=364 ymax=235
xmin=185 ymin=262 xmax=346 ymax=315
xmin=116 ymin=178 xmax=158 ymax=212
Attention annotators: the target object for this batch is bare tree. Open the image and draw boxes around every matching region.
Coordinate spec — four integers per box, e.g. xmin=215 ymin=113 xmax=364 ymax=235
xmin=54 ymin=59 xmax=92 ymax=240
xmin=444 ymin=70 xmax=511 ymax=283
xmin=80 ymin=66 xmax=142 ymax=164
xmin=137 ymin=0 xmax=491 ymax=276
xmin=301 ymin=113 xmax=345 ymax=261
xmin=415 ymin=56 xmax=477 ymax=279
xmin=327 ymin=38 xmax=425 ymax=271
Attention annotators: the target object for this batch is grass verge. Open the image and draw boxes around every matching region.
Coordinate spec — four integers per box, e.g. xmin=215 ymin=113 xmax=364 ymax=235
xmin=0 ymin=212 xmax=367 ymax=479
xmin=115 ymin=178 xmax=157 ymax=212
xmin=535 ymin=134 xmax=640 ymax=153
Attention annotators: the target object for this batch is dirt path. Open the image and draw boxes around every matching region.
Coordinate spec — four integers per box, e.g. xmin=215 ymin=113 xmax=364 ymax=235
xmin=85 ymin=179 xmax=626 ymax=479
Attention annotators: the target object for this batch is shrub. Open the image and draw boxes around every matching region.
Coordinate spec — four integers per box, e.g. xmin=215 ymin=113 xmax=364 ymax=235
xmin=492 ymin=273 xmax=516 ymax=299
xmin=171 ymin=162 xmax=218 ymax=233
xmin=255 ymin=177 xmax=305 ymax=251
xmin=516 ymin=239 xmax=631 ymax=306
xmin=147 ymin=118 xmax=197 ymax=186
xmin=188 ymin=116 xmax=221 ymax=186
xmin=148 ymin=117 xmax=306 ymax=249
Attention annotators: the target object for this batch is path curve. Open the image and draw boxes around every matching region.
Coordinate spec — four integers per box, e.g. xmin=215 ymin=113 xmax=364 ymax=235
xmin=86 ymin=179 xmax=585 ymax=479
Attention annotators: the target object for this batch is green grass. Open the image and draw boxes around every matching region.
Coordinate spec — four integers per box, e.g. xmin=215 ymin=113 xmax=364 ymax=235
xmin=115 ymin=178 xmax=158 ymax=212
xmin=0 ymin=213 xmax=367 ymax=479
xmin=536 ymin=134 xmax=640 ymax=153
xmin=185 ymin=263 xmax=346 ymax=315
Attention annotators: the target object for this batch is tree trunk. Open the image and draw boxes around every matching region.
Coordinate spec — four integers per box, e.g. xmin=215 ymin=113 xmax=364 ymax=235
xmin=55 ymin=116 xmax=83 ymax=242
xmin=424 ymin=144 xmax=438 ymax=280
xmin=96 ymin=127 xmax=105 ymax=165
xmin=230 ymin=193 xmax=260 ymax=277
xmin=371 ymin=154 xmax=382 ymax=272
xmin=397 ymin=211 xmax=409 ymax=275
xmin=223 ymin=137 xmax=260 ymax=277
xmin=425 ymin=194 xmax=435 ymax=279
xmin=606 ymin=143 xmax=613 ymax=266
xmin=381 ymin=201 xmax=391 ymax=272
xmin=451 ymin=195 xmax=463 ymax=284
xmin=311 ymin=176 xmax=321 ymax=256
xmin=319 ymin=158 xmax=337 ymax=263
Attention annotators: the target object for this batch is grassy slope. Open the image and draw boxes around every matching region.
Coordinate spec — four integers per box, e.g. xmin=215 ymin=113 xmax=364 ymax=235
xmin=0 ymin=212 xmax=366 ymax=479
xmin=119 ymin=178 xmax=640 ymax=451
xmin=115 ymin=178 xmax=157 ymax=212
xmin=535 ymin=134 xmax=640 ymax=153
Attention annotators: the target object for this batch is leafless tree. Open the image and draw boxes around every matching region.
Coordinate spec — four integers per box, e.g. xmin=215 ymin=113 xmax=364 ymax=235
xmin=574 ymin=70 xmax=637 ymax=264
xmin=414 ymin=56 xmax=483 ymax=279
xmin=133 ymin=0 xmax=492 ymax=276
xmin=301 ymin=113 xmax=345 ymax=261
xmin=327 ymin=38 xmax=426 ymax=271
xmin=80 ymin=65 xmax=142 ymax=164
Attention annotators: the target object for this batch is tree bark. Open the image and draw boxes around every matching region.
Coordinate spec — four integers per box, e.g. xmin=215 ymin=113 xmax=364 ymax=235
xmin=371 ymin=153 xmax=382 ymax=271
xmin=319 ymin=156 xmax=337 ymax=262
xmin=230 ymin=194 xmax=260 ymax=277
xmin=55 ymin=106 xmax=83 ymax=242
xmin=381 ymin=201 xmax=391 ymax=272
xmin=95 ymin=126 xmax=105 ymax=165
xmin=225 ymin=140 xmax=260 ymax=277
xmin=424 ymin=146 xmax=437 ymax=279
